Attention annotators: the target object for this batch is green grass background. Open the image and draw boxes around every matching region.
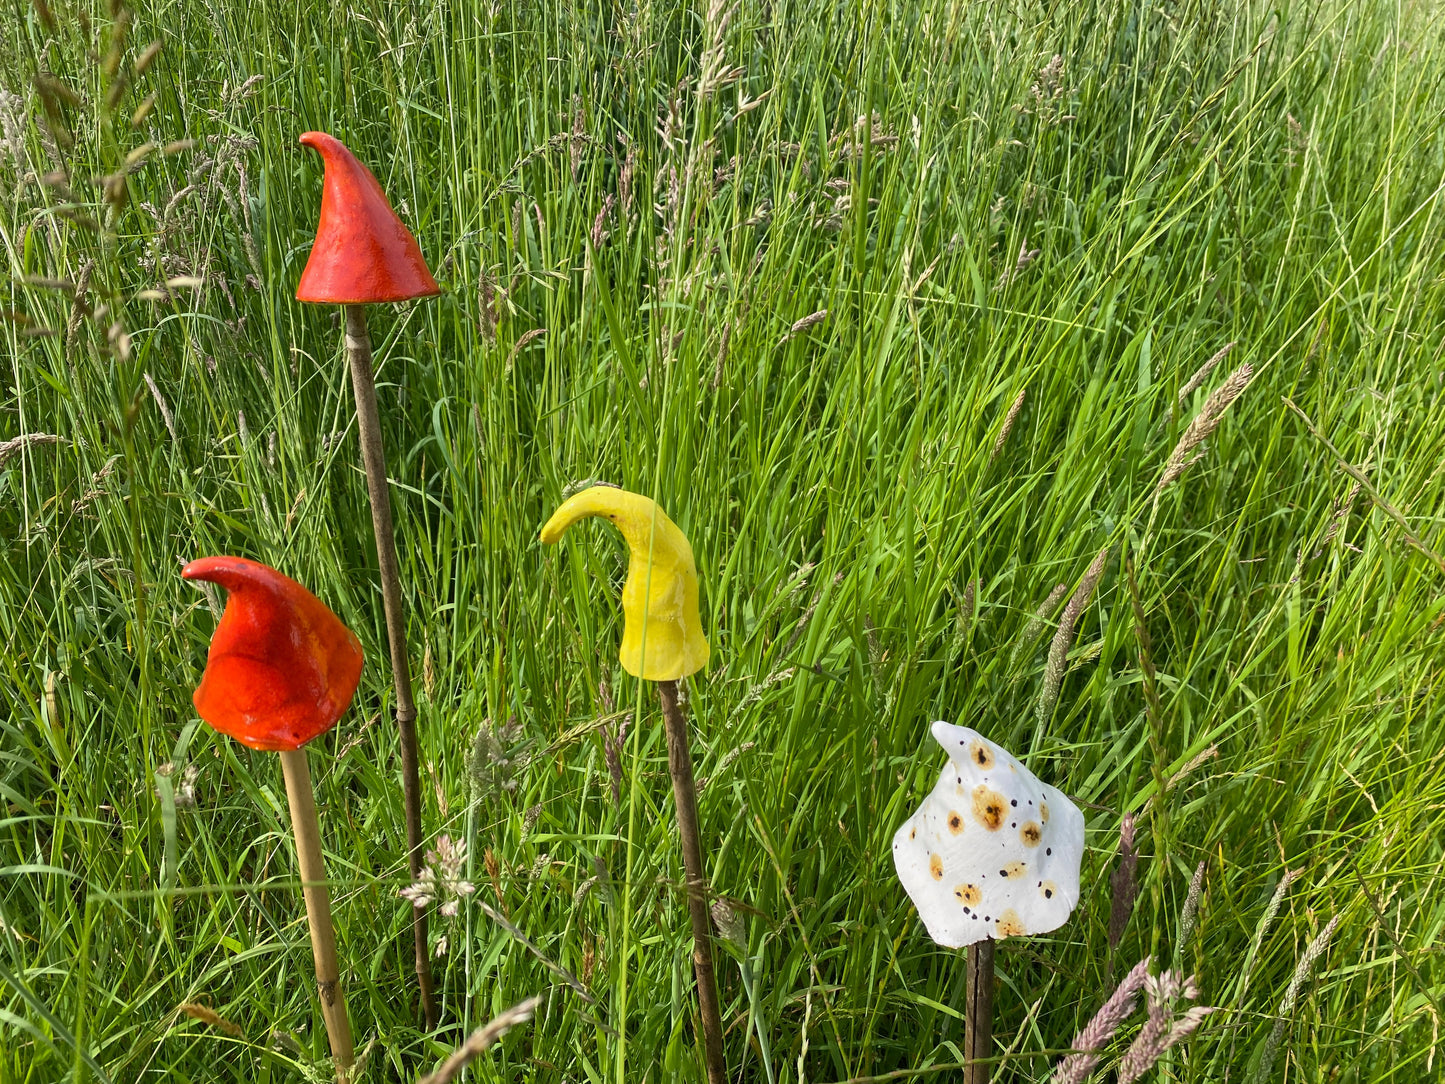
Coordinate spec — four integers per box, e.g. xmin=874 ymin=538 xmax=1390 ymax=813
xmin=3 ymin=0 xmax=1445 ymax=1080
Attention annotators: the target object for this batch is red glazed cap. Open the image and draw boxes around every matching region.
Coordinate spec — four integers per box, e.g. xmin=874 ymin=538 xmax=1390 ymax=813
xmin=295 ymin=131 xmax=440 ymax=304
xmin=183 ymin=556 xmax=364 ymax=751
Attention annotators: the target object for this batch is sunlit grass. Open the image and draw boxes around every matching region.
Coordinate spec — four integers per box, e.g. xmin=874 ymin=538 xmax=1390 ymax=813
xmin=3 ymin=1 xmax=1444 ymax=1081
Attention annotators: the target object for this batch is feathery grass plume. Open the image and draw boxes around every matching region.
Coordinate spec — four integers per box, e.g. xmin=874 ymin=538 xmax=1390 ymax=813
xmin=569 ymin=94 xmax=586 ymax=181
xmin=417 ymin=996 xmax=540 ymax=1084
xmin=1176 ymin=341 xmax=1235 ymax=406
xmin=698 ymin=740 xmax=756 ymax=793
xmin=995 ymin=239 xmax=1040 ymax=290
xmin=1251 ymin=914 xmax=1342 ymax=1084
xmin=1109 ymin=814 xmax=1140 ymax=954
xmin=142 ymin=373 xmax=176 ymax=442
xmin=477 ymin=266 xmax=497 ymax=343
xmin=1176 ymin=860 xmax=1207 ymax=963
xmin=780 ymin=579 xmax=828 ymax=660
xmin=1116 ymin=970 xmax=1214 ymax=1083
xmin=399 ymin=835 xmax=476 ymax=918
xmin=505 ymin=326 xmax=546 ymax=374
xmin=0 ymin=433 xmax=68 ymax=469
xmin=590 ymin=192 xmax=615 ymax=248
xmin=1157 ymin=362 xmax=1254 ymax=493
xmin=990 ymin=388 xmax=1026 ymax=463
xmin=698 ymin=1 xmax=744 ymax=97
xmin=1315 ymin=480 xmax=1360 ymax=557
xmin=957 ymin=577 xmax=977 ymax=642
xmin=1036 ymin=546 xmax=1108 ymax=728
xmin=1014 ymin=582 xmax=1068 ymax=671
xmin=483 ymin=846 xmax=504 ymax=912
xmin=712 ymin=319 xmax=733 ymax=388
xmin=601 ymin=713 xmax=631 ymax=806
xmin=1168 ymin=744 xmax=1218 ymax=788
xmin=468 ymin=717 xmax=526 ymax=803
xmin=1285 ymin=112 xmax=1309 ymax=167
xmin=1050 ymin=956 xmax=1152 ymax=1083
xmin=778 ymin=309 xmax=828 ymax=346
xmin=1236 ymin=867 xmax=1303 ymax=1010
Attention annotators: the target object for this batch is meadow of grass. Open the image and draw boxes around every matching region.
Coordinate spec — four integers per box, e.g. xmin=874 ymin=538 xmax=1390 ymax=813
xmin=3 ymin=0 xmax=1445 ymax=1080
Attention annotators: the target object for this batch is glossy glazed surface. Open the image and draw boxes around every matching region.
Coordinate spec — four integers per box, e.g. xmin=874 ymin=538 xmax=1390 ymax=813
xmin=183 ymin=556 xmax=364 ymax=750
xmin=295 ymin=131 xmax=439 ymax=304
xmin=541 ymin=486 xmax=710 ymax=681
xmin=893 ymin=721 xmax=1084 ymax=948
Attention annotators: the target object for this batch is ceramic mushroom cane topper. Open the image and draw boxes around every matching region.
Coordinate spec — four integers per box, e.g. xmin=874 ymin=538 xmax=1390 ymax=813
xmin=540 ymin=485 xmax=724 ymax=1084
xmin=296 ymin=130 xmax=440 ymax=1027
xmin=183 ymin=557 xmax=361 ymax=1082
xmin=894 ymin=721 xmax=1085 ymax=1084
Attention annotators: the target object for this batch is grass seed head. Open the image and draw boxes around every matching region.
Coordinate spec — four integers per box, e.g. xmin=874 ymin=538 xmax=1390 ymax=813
xmin=1037 ymin=547 xmax=1108 ymax=726
xmin=1158 ymin=362 xmax=1254 ymax=493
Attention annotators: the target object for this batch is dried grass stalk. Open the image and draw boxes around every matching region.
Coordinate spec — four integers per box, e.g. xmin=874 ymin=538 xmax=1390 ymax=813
xmin=176 ymin=1002 xmax=243 ymax=1037
xmin=1013 ymin=582 xmax=1068 ymax=671
xmin=778 ymin=309 xmax=828 ymax=345
xmin=1176 ymin=342 xmax=1235 ymax=405
xmin=143 ymin=372 xmax=177 ymax=441
xmin=417 ymin=996 xmax=541 ymax=1084
xmin=1157 ymin=363 xmax=1254 ymax=493
xmin=506 ymin=327 xmax=547 ymax=374
xmin=1116 ymin=971 xmax=1214 ymax=1083
xmin=990 ymin=388 xmax=1026 ymax=463
xmin=1176 ymin=860 xmax=1208 ymax=960
xmin=0 ymin=432 xmax=68 ymax=468
xmin=1251 ymin=915 xmax=1341 ymax=1084
xmin=1108 ymin=814 xmax=1140 ymax=953
xmin=1050 ymin=957 xmax=1152 ymax=1083
xmin=1037 ymin=546 xmax=1109 ymax=727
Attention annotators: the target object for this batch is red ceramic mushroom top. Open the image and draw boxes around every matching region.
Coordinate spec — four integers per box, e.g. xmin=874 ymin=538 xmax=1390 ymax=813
xmin=295 ymin=131 xmax=440 ymax=305
xmin=183 ymin=556 xmax=364 ymax=751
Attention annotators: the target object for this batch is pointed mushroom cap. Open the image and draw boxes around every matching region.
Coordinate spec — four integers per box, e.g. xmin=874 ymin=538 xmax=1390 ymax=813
xmin=183 ymin=556 xmax=364 ymax=751
xmin=892 ymin=721 xmax=1085 ymax=948
xmin=295 ymin=131 xmax=440 ymax=305
xmin=540 ymin=486 xmax=710 ymax=681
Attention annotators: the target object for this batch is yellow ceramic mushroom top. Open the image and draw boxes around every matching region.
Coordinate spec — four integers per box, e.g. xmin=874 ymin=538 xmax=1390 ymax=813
xmin=541 ymin=485 xmax=710 ymax=681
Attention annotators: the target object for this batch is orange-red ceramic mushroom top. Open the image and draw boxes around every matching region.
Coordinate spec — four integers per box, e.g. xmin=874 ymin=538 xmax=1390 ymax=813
xmin=295 ymin=131 xmax=440 ymax=305
xmin=183 ymin=556 xmax=364 ymax=751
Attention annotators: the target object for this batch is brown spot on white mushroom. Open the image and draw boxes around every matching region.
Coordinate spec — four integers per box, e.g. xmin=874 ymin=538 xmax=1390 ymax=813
xmin=1040 ymin=802 xmax=1050 ymax=824
xmin=947 ymin=810 xmax=964 ymax=835
xmin=969 ymin=740 xmax=995 ymax=770
xmin=972 ymin=785 xmax=1007 ymax=830
xmin=1019 ymin=821 xmax=1043 ymax=847
xmin=995 ymin=909 xmax=1026 ymax=938
xmin=1039 ymin=880 xmax=1058 ymax=900
xmin=909 ymin=826 xmax=916 ymax=840
xmin=929 ymin=854 xmax=944 ymax=880
xmin=953 ymin=883 xmax=982 ymax=906
xmin=998 ymin=861 xmax=1027 ymax=879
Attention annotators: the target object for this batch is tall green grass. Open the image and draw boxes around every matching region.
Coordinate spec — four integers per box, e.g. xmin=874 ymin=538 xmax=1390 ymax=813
xmin=3 ymin=0 xmax=1444 ymax=1080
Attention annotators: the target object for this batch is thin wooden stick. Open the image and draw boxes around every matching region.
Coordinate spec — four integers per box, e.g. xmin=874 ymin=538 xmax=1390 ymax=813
xmin=657 ymin=679 xmax=727 ymax=1084
xmin=344 ymin=304 xmax=437 ymax=1028
xmin=279 ymin=749 xmax=355 ymax=1083
xmin=964 ymin=939 xmax=995 ymax=1084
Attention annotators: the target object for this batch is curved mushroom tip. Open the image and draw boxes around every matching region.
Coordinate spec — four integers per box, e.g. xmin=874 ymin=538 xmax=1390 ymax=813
xmin=540 ymin=486 xmax=710 ymax=681
xmin=539 ymin=486 xmax=621 ymax=545
xmin=184 ymin=556 xmax=363 ymax=751
xmin=295 ymin=130 xmax=440 ymax=305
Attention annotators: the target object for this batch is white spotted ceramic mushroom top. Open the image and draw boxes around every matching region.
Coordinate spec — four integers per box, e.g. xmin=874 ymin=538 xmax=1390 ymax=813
xmin=892 ymin=721 xmax=1085 ymax=948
